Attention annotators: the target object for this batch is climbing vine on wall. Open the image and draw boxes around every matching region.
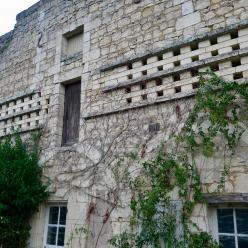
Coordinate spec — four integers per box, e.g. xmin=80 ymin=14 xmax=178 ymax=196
xmin=0 ymin=132 xmax=49 ymax=248
xmin=111 ymin=71 xmax=248 ymax=248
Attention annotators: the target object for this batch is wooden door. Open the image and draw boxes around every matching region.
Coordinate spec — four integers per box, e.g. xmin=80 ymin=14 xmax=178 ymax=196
xmin=62 ymin=81 xmax=81 ymax=145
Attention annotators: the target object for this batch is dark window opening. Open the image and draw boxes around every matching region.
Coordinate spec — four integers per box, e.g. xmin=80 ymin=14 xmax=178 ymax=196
xmin=158 ymin=65 xmax=163 ymax=71
xmin=127 ymin=98 xmax=132 ymax=104
xmin=141 ymin=94 xmax=147 ymax=100
xmin=210 ymin=64 xmax=219 ymax=71
xmin=191 ymin=69 xmax=199 ymax=77
xmin=156 ymin=78 xmax=163 ymax=86
xmin=157 ymin=91 xmax=164 ymax=97
xmin=140 ymin=83 xmax=147 ymax=90
xmin=173 ymin=74 xmax=180 ymax=82
xmin=142 ymin=59 xmax=147 ymax=66
xmin=190 ymin=43 xmax=199 ymax=51
xmin=128 ymin=74 xmax=133 ymax=80
xmin=210 ymin=37 xmax=218 ymax=45
xmin=175 ymin=86 xmax=181 ymax=93
xmin=157 ymin=54 xmax=163 ymax=61
xmin=173 ymin=48 xmax=180 ymax=56
xmin=232 ymin=44 xmax=240 ymax=51
xmin=125 ymin=87 xmax=131 ymax=93
xmin=211 ymin=50 xmax=218 ymax=56
xmin=174 ymin=61 xmax=181 ymax=67
xmin=231 ymin=30 xmax=239 ymax=39
xmin=62 ymin=81 xmax=81 ymax=146
xmin=128 ymin=63 xmax=133 ymax=70
xmin=192 ymin=82 xmax=199 ymax=89
xmin=192 ymin=55 xmax=199 ymax=62
xmin=233 ymin=72 xmax=243 ymax=80
xmin=142 ymin=70 xmax=147 ymax=75
xmin=232 ymin=58 xmax=241 ymax=67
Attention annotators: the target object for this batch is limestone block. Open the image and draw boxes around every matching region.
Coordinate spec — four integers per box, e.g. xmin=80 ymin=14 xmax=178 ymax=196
xmin=174 ymin=0 xmax=190 ymax=5
xmin=176 ymin=12 xmax=201 ymax=30
xmin=182 ymin=1 xmax=194 ymax=15
xmin=196 ymin=0 xmax=210 ymax=10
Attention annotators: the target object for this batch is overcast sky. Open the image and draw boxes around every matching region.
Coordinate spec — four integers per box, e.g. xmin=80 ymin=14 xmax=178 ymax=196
xmin=0 ymin=0 xmax=39 ymax=36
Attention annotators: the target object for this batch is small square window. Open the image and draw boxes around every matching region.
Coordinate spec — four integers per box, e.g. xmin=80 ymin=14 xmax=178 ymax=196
xmin=63 ymin=25 xmax=84 ymax=57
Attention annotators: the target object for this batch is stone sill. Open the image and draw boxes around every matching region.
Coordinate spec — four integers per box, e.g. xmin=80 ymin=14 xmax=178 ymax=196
xmin=99 ymin=19 xmax=248 ymax=72
xmin=61 ymin=52 xmax=82 ymax=66
xmin=102 ymin=48 xmax=248 ymax=93
xmin=204 ymin=193 xmax=248 ymax=204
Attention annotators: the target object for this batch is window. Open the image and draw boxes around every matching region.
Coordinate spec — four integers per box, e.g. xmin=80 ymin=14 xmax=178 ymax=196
xmin=63 ymin=25 xmax=84 ymax=57
xmin=45 ymin=205 xmax=67 ymax=247
xmin=62 ymin=81 xmax=81 ymax=145
xmin=217 ymin=208 xmax=248 ymax=248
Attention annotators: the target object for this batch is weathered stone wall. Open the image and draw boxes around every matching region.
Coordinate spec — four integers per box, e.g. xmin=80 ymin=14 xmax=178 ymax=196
xmin=0 ymin=0 xmax=248 ymax=247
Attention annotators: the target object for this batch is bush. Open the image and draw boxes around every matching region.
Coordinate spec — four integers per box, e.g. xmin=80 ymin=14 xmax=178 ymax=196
xmin=0 ymin=133 xmax=49 ymax=248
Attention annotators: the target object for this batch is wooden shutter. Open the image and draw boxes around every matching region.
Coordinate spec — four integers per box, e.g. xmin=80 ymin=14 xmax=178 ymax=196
xmin=62 ymin=81 xmax=81 ymax=145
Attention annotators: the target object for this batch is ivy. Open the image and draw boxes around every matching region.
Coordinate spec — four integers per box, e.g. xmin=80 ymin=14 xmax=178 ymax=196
xmin=111 ymin=71 xmax=248 ymax=248
xmin=0 ymin=132 xmax=49 ymax=248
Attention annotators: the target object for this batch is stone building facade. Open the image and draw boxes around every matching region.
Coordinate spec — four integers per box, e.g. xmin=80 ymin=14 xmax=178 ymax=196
xmin=1 ymin=0 xmax=248 ymax=247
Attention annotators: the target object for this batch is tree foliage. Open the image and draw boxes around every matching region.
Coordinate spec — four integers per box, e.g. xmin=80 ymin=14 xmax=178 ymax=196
xmin=0 ymin=133 xmax=49 ymax=248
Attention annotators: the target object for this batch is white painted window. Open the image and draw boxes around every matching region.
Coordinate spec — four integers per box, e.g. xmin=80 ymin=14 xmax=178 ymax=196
xmin=44 ymin=205 xmax=67 ymax=248
xmin=216 ymin=208 xmax=248 ymax=248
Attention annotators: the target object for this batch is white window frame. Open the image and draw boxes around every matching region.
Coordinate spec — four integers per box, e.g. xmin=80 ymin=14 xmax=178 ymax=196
xmin=43 ymin=204 xmax=67 ymax=248
xmin=208 ymin=205 xmax=248 ymax=248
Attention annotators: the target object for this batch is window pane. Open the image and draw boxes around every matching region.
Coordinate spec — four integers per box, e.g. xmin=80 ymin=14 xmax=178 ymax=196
xmin=57 ymin=227 xmax=65 ymax=246
xmin=217 ymin=209 xmax=234 ymax=233
xmin=59 ymin=207 xmax=67 ymax=225
xmin=236 ymin=209 xmax=248 ymax=234
xmin=49 ymin=207 xmax=59 ymax=224
xmin=47 ymin=226 xmax=57 ymax=245
xmin=219 ymin=235 xmax=235 ymax=248
xmin=238 ymin=237 xmax=248 ymax=248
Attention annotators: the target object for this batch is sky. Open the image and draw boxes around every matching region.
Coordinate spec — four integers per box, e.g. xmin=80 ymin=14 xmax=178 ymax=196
xmin=0 ymin=0 xmax=39 ymax=36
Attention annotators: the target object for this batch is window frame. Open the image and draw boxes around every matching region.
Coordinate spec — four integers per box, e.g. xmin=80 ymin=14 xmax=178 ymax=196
xmin=208 ymin=205 xmax=248 ymax=248
xmin=44 ymin=204 xmax=67 ymax=248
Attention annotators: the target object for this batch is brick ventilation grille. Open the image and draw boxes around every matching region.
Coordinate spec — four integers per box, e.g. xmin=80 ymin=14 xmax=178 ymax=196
xmin=0 ymin=92 xmax=50 ymax=137
xmin=86 ymin=27 xmax=248 ymax=118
